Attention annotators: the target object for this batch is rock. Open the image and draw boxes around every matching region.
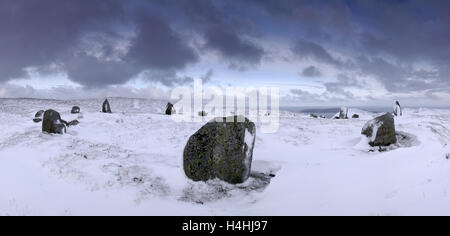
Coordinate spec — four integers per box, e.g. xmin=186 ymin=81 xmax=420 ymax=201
xmin=35 ymin=110 xmax=45 ymax=118
xmin=339 ymin=107 xmax=348 ymax=119
xmin=183 ymin=115 xmax=256 ymax=184
xmin=361 ymin=112 xmax=397 ymax=147
xmin=394 ymin=101 xmax=402 ymax=116
xmin=42 ymin=110 xmax=66 ymax=134
xmin=198 ymin=111 xmax=208 ymax=117
xmin=310 ymin=114 xmax=318 ymax=118
xmin=67 ymin=120 xmax=79 ymax=126
xmin=165 ymin=102 xmax=175 ymax=115
xmin=33 ymin=110 xmax=45 ymax=123
xmin=71 ymin=106 xmax=80 ymax=114
xmin=352 ymin=114 xmax=359 ymax=119
xmin=102 ymin=99 xmax=112 ymax=113
xmin=319 ymin=115 xmax=326 ymax=119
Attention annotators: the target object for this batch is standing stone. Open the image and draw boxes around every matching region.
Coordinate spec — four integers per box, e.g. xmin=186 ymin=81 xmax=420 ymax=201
xmin=71 ymin=106 xmax=80 ymax=114
xmin=42 ymin=110 xmax=66 ymax=134
xmin=183 ymin=115 xmax=256 ymax=184
xmin=339 ymin=107 xmax=348 ymax=119
xmin=362 ymin=113 xmax=397 ymax=147
xmin=394 ymin=101 xmax=402 ymax=116
xmin=102 ymin=99 xmax=112 ymax=113
xmin=33 ymin=110 xmax=45 ymax=123
xmin=165 ymin=103 xmax=175 ymax=115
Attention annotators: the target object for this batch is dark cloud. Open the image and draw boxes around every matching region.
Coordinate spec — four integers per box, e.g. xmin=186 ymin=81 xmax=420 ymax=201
xmin=160 ymin=0 xmax=265 ymax=67
xmin=204 ymin=27 xmax=264 ymax=67
xmin=126 ymin=12 xmax=198 ymax=71
xmin=0 ymin=0 xmax=126 ymax=81
xmin=301 ymin=66 xmax=322 ymax=78
xmin=292 ymin=39 xmax=344 ymax=68
xmin=0 ymin=0 xmax=200 ymax=88
xmin=0 ymin=0 xmax=269 ymax=88
xmin=1 ymin=0 xmax=450 ymax=101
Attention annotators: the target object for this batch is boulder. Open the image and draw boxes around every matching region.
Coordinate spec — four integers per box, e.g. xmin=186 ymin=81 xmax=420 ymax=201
xmin=183 ymin=115 xmax=256 ymax=184
xmin=362 ymin=113 xmax=397 ymax=147
xmin=165 ymin=103 xmax=176 ymax=115
xmin=339 ymin=107 xmax=348 ymax=119
xmin=42 ymin=110 xmax=66 ymax=134
xmin=352 ymin=114 xmax=359 ymax=119
xmin=71 ymin=106 xmax=80 ymax=114
xmin=394 ymin=101 xmax=402 ymax=116
xmin=102 ymin=99 xmax=112 ymax=113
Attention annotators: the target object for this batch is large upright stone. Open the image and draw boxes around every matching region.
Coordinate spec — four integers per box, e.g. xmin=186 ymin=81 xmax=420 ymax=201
xmin=362 ymin=113 xmax=397 ymax=147
xmin=102 ymin=99 xmax=112 ymax=113
xmin=165 ymin=103 xmax=175 ymax=115
xmin=42 ymin=110 xmax=66 ymax=134
xmin=183 ymin=115 xmax=256 ymax=184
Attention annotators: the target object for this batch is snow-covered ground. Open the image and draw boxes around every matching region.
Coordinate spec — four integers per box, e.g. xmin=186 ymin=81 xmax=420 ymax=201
xmin=0 ymin=98 xmax=449 ymax=216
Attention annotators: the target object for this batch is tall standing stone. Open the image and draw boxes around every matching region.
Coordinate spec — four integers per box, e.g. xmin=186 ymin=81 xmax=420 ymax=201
xmin=165 ymin=102 xmax=175 ymax=115
xmin=102 ymin=99 xmax=112 ymax=113
xmin=394 ymin=101 xmax=402 ymax=116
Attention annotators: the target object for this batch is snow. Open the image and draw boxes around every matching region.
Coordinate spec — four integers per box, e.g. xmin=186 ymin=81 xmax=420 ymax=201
xmin=1 ymin=98 xmax=450 ymax=216
xmin=362 ymin=118 xmax=381 ymax=143
xmin=243 ymin=128 xmax=256 ymax=180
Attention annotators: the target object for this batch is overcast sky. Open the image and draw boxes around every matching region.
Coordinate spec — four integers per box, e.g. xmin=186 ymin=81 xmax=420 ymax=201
xmin=0 ymin=0 xmax=449 ymax=107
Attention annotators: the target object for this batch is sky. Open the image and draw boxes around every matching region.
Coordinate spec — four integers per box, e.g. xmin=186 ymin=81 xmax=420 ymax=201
xmin=0 ymin=0 xmax=449 ymax=107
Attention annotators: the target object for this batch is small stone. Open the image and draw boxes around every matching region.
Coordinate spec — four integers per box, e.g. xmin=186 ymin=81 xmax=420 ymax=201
xmin=71 ymin=106 xmax=80 ymax=114
xmin=67 ymin=120 xmax=79 ymax=126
